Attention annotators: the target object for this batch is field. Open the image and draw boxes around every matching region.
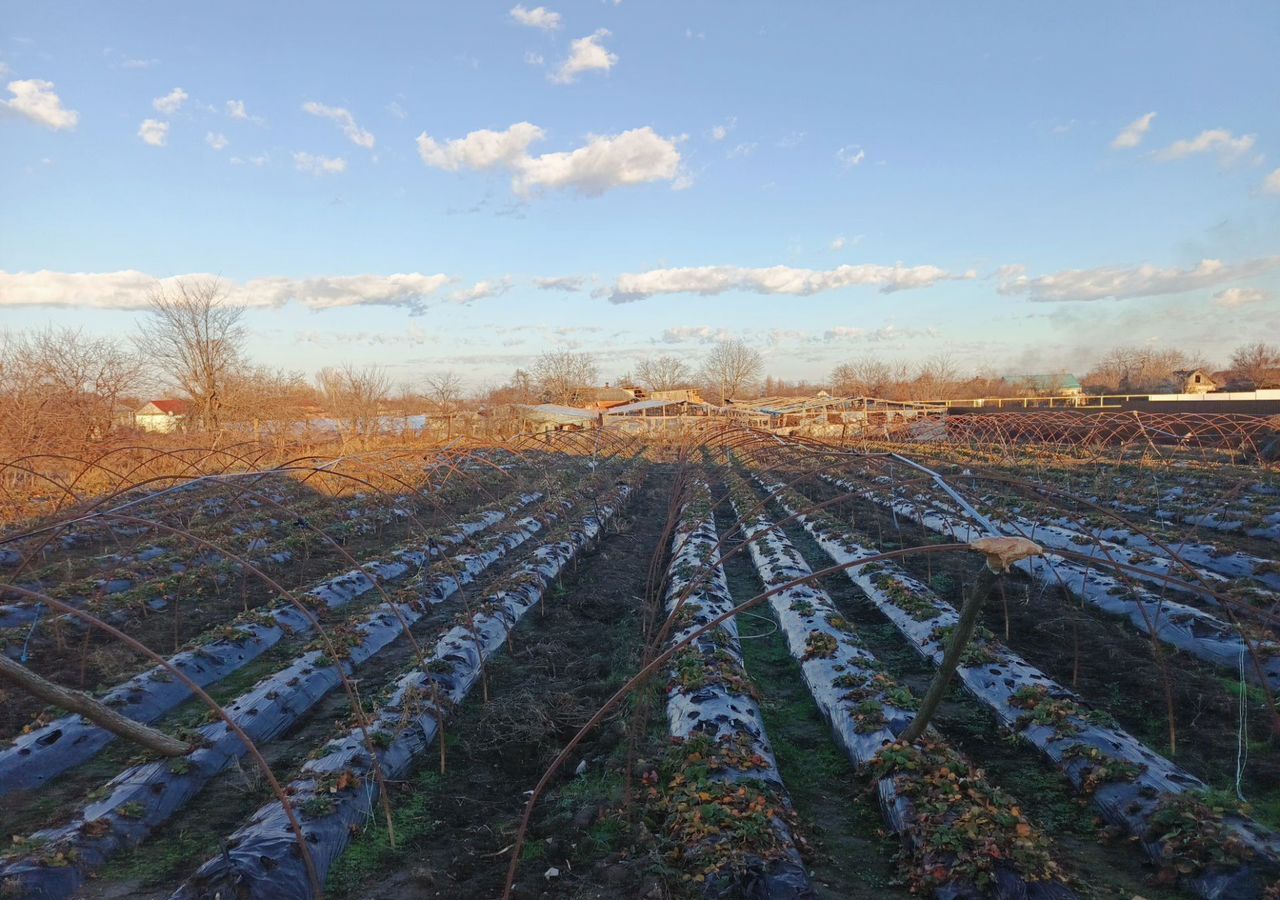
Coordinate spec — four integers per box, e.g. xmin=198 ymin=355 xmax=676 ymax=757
xmin=1 ymin=415 xmax=1278 ymax=900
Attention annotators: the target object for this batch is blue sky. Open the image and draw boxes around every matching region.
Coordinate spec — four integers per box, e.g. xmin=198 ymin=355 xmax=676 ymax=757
xmin=2 ymin=1 xmax=1278 ymax=389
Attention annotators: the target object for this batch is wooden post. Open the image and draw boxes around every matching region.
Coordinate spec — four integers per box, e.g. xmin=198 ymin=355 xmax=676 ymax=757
xmin=901 ymin=565 xmax=998 ymax=744
xmin=0 ymin=653 xmax=190 ymax=758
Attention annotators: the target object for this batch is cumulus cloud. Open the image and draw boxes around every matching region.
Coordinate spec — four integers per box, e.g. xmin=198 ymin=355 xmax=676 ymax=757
xmin=1213 ymin=287 xmax=1270 ymax=308
xmin=138 ymin=118 xmax=168 ymax=146
xmin=1 ymin=79 xmax=78 ymax=130
xmin=997 ymin=256 xmax=1280 ymax=302
xmin=514 ymin=127 xmax=681 ymax=195
xmin=836 ymin=145 xmax=865 ymax=167
xmin=524 ymin=51 xmax=545 ymax=66
xmin=0 ymin=270 xmax=454 ymax=313
xmin=226 ymin=99 xmax=257 ymax=121
xmin=510 ymin=4 xmax=561 ymax=30
xmin=830 ymin=236 xmax=847 ymax=251
xmin=534 ymin=276 xmax=586 ymax=291
xmin=610 ymin=262 xmax=965 ymax=303
xmin=1154 ymin=129 xmax=1255 ymax=162
xmin=293 ymin=151 xmax=346 ymax=175
xmin=417 ymin=122 xmax=684 ymax=197
xmin=302 ymin=101 xmax=375 ymax=149
xmin=1111 ymin=111 xmax=1155 ymax=149
xmin=1263 ymin=168 xmax=1280 ymax=194
xmin=152 ymin=87 xmax=187 ymax=114
xmin=450 ymin=277 xmax=513 ymax=303
xmin=205 ymin=131 xmax=228 ymax=150
xmin=551 ymin=29 xmax=617 ymax=84
xmin=417 ymin=122 xmax=545 ymax=171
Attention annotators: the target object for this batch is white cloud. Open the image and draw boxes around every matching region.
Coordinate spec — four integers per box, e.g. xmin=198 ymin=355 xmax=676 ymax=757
xmin=226 ymin=99 xmax=253 ymax=120
xmin=0 ymin=270 xmax=454 ymax=313
xmin=1111 ymin=111 xmax=1155 ymax=149
xmin=524 ymin=51 xmax=545 ymax=66
xmin=230 ymin=153 xmax=269 ymax=166
xmin=777 ymin=131 xmax=805 ymax=149
xmin=302 ymin=101 xmax=375 ymax=149
xmin=836 ymin=145 xmax=865 ymax=167
xmin=661 ymin=326 xmax=735 ymax=344
xmin=510 ymin=4 xmax=562 ymax=30
xmin=728 ymin=141 xmax=756 ymax=158
xmin=513 ymin=127 xmax=682 ymax=196
xmin=293 ymin=151 xmax=347 ymax=175
xmin=997 ymin=256 xmax=1280 ymax=302
xmin=1 ymin=79 xmax=78 ymax=130
xmin=152 ymin=87 xmax=187 ymax=114
xmin=1262 ymin=167 xmax=1280 ymax=194
xmin=417 ymin=122 xmax=683 ymax=197
xmin=417 ymin=122 xmax=545 ymax=171
xmin=1213 ymin=287 xmax=1270 ymax=308
xmin=120 ymin=57 xmax=158 ymax=69
xmin=534 ymin=276 xmax=586 ymax=291
xmin=709 ymin=117 xmax=736 ymax=142
xmin=451 ymin=277 xmax=513 ymax=303
xmin=610 ymin=262 xmax=966 ymax=303
xmin=551 ymin=29 xmax=617 ymax=84
xmin=205 ymin=131 xmax=228 ymax=150
xmin=1154 ymin=129 xmax=1255 ymax=162
xmin=830 ymin=236 xmax=846 ymax=251
xmin=387 ymin=100 xmax=407 ymax=119
xmin=138 ymin=118 xmax=168 ymax=147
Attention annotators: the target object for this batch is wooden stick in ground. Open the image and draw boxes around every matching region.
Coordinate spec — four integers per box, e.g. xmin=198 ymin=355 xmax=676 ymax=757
xmin=0 ymin=653 xmax=190 ymax=758
xmin=900 ymin=536 xmax=1043 ymax=744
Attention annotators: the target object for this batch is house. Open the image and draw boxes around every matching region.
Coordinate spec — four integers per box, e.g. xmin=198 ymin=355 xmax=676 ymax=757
xmin=1171 ymin=369 xmax=1215 ymax=394
xmin=584 ymin=386 xmax=638 ymax=411
xmin=135 ymin=399 xmax=189 ymax=433
xmin=1019 ymin=374 xmax=1083 ymax=397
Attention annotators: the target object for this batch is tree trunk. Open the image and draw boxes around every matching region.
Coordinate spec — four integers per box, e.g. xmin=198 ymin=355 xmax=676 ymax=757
xmin=0 ymin=653 xmax=190 ymax=757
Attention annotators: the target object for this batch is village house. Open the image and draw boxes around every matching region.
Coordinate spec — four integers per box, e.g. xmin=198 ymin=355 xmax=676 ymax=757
xmin=1171 ymin=369 xmax=1216 ymax=394
xmin=135 ymin=399 xmax=189 ymax=433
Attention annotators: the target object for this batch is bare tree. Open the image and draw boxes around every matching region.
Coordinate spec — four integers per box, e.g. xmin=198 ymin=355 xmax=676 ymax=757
xmin=425 ymin=371 xmax=465 ymax=437
xmin=700 ymin=340 xmax=763 ymax=405
xmin=316 ymin=363 xmax=392 ymax=446
xmin=635 ymin=354 xmax=692 ymax=392
xmin=1230 ymin=342 xmax=1280 ymax=388
xmin=532 ymin=349 xmax=599 ymax=406
xmin=1083 ymin=345 xmax=1197 ymax=394
xmin=829 ymin=358 xmax=910 ymax=399
xmin=135 ymin=278 xmax=246 ymax=431
xmin=222 ymin=367 xmax=313 ymax=445
xmin=0 ymin=328 xmax=144 ymax=455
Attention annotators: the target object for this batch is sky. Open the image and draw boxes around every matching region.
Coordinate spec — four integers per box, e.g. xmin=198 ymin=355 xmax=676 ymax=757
xmin=1 ymin=1 xmax=1278 ymax=390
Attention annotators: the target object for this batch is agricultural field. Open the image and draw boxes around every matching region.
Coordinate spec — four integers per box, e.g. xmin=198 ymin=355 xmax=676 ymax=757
xmin=1 ymin=416 xmax=1278 ymax=900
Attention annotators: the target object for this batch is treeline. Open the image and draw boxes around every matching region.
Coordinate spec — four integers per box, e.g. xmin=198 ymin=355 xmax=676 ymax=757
xmin=3 ymin=275 xmax=1277 ymax=460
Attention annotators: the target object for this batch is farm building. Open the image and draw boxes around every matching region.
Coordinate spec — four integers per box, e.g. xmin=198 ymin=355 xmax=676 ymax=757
xmin=134 ymin=399 xmax=189 ymax=433
xmin=1171 ymin=369 xmax=1216 ymax=394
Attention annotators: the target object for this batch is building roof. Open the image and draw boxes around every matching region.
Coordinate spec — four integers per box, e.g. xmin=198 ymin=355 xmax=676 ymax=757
xmin=139 ymin=399 xmax=189 ymax=415
xmin=590 ymin=386 xmax=635 ymax=402
xmin=604 ymin=398 xmax=707 ymax=416
xmin=516 ymin=403 xmax=600 ymax=423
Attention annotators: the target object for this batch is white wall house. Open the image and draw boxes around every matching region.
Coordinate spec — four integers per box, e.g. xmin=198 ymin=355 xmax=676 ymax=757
xmin=135 ymin=399 xmax=189 ymax=433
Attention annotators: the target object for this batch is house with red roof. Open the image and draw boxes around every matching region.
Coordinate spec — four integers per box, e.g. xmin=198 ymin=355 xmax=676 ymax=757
xmin=135 ymin=399 xmax=189 ymax=433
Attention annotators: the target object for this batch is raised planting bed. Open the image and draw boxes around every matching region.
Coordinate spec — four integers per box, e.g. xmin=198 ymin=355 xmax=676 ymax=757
xmin=0 ymin=491 xmax=548 ymax=795
xmin=0 ymin=488 xmax=588 ymax=898
xmin=824 ymin=474 xmax=1280 ymax=691
xmin=168 ymin=480 xmax=634 ymax=900
xmin=648 ymin=476 xmax=811 ymax=897
xmin=751 ymin=468 xmax=1280 ymax=899
xmin=723 ymin=467 xmax=1074 ymax=898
